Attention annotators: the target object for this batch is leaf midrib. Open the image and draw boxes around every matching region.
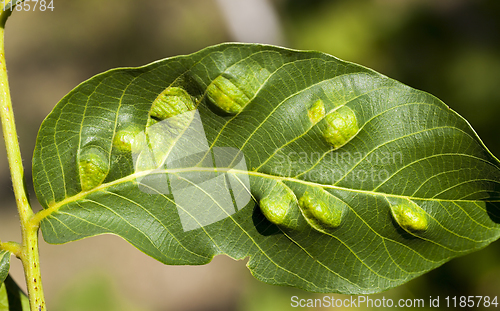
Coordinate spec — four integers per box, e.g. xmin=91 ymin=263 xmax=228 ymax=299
xmin=32 ymin=166 xmax=500 ymax=226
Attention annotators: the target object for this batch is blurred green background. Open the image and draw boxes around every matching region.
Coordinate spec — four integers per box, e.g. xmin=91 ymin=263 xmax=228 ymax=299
xmin=0 ymin=0 xmax=499 ymax=310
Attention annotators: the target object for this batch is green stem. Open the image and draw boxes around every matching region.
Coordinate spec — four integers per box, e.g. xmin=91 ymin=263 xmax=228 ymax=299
xmin=0 ymin=241 xmax=22 ymax=258
xmin=0 ymin=5 xmax=46 ymax=311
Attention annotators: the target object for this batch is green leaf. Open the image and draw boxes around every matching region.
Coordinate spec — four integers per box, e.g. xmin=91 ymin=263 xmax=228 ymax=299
xmin=0 ymin=276 xmax=29 ymax=311
xmin=32 ymin=43 xmax=500 ymax=294
xmin=0 ymin=251 xmax=9 ymax=285
xmin=0 ymin=256 xmax=28 ymax=311
xmin=0 ymin=286 xmax=6 ymax=311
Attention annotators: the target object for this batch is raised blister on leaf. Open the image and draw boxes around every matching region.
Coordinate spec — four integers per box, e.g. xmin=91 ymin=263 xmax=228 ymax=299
xmin=389 ymin=198 xmax=428 ymax=233
xmin=149 ymin=87 xmax=195 ymax=122
xmin=259 ymin=182 xmax=304 ymax=230
xmin=323 ymin=106 xmax=359 ymax=148
xmin=299 ymin=189 xmax=344 ymax=232
xmin=207 ymin=75 xmax=250 ymax=114
xmin=135 ymin=110 xmax=197 ymax=172
xmin=308 ymin=99 xmax=326 ymax=125
xmin=79 ymin=146 xmax=109 ymax=191
xmin=112 ymin=126 xmax=143 ymax=152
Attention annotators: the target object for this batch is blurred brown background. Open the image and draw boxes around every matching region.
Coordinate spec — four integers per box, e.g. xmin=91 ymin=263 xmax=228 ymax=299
xmin=1 ymin=0 xmax=500 ymax=310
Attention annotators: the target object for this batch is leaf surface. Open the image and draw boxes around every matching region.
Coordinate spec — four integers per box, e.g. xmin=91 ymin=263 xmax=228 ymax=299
xmin=32 ymin=43 xmax=500 ymax=294
xmin=0 ymin=276 xmax=29 ymax=311
xmin=0 ymin=251 xmax=8 ymax=285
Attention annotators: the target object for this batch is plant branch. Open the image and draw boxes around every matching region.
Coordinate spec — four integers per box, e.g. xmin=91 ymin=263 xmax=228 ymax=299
xmin=0 ymin=6 xmax=32 ymax=225
xmin=0 ymin=5 xmax=46 ymax=311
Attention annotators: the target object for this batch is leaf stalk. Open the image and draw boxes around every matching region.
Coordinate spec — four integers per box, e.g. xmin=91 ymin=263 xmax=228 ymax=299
xmin=0 ymin=241 xmax=22 ymax=258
